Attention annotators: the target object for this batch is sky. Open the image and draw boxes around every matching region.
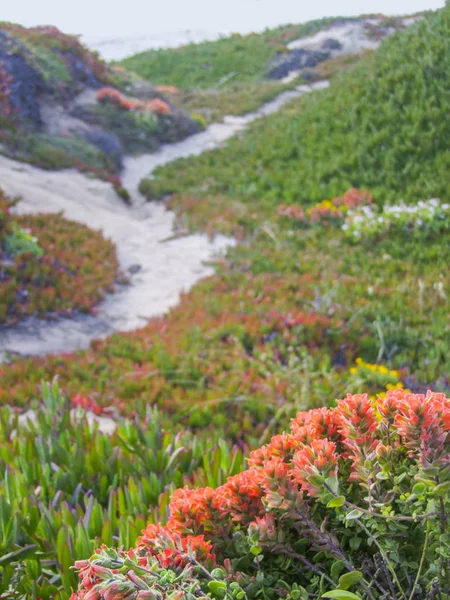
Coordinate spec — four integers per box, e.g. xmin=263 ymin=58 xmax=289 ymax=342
xmin=1 ymin=0 xmax=445 ymax=39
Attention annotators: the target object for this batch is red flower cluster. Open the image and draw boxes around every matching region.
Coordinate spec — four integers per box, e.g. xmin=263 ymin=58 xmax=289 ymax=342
xmin=278 ymin=188 xmax=372 ymax=225
xmin=157 ymin=390 xmax=450 ymax=516
xmin=72 ymin=390 xmax=450 ymax=599
xmin=138 ymin=524 xmax=216 ymax=570
xmin=96 ymin=88 xmax=172 ymax=115
xmin=72 ymin=393 xmax=103 ymax=415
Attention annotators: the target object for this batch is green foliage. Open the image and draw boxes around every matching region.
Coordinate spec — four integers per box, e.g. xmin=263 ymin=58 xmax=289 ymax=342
xmin=142 ymin=8 xmax=450 ymax=208
xmin=0 ymin=382 xmax=245 ymax=598
xmin=1 ymin=131 xmax=111 ymax=171
xmin=175 ymin=80 xmax=296 ymax=124
xmin=120 ymin=18 xmax=338 ymax=89
xmin=3 ymin=227 xmax=43 ymax=258
xmin=0 ymin=9 xmax=449 ymax=599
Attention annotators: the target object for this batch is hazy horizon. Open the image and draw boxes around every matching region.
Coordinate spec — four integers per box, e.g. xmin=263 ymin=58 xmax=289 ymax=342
xmin=1 ymin=0 xmax=445 ymax=40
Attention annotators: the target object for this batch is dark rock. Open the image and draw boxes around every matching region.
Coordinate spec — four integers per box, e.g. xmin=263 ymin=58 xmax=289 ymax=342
xmin=0 ymin=31 xmax=46 ymax=127
xmin=320 ymin=38 xmax=343 ymax=51
xmin=128 ymin=264 xmax=142 ymax=274
xmin=301 ymin=69 xmax=321 ymax=82
xmin=83 ymin=129 xmax=124 ymax=171
xmin=155 ymin=109 xmax=203 ymax=145
xmin=54 ymin=50 xmax=101 ymax=90
xmin=267 ymin=49 xmax=330 ymax=80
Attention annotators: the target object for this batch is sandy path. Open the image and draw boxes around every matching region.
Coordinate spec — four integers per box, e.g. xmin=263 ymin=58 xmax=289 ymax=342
xmin=0 ymin=81 xmax=328 ymax=361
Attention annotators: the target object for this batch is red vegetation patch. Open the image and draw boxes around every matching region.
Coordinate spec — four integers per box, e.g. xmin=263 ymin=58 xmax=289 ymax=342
xmin=0 ymin=194 xmax=119 ymax=324
xmin=97 ymin=88 xmax=172 ymax=115
xmin=278 ymin=188 xmax=372 ymax=225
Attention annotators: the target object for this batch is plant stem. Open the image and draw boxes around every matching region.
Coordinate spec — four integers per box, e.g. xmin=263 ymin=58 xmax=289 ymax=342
xmin=407 ymin=528 xmax=429 ymax=600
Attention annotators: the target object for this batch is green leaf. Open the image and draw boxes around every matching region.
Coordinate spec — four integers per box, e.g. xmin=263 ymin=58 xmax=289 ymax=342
xmin=308 ymin=474 xmax=325 ymax=487
xmin=412 ymin=482 xmax=426 ymax=496
xmin=327 ymin=496 xmax=345 ymax=508
xmin=433 ymin=481 xmax=450 ymax=496
xmin=208 ymin=580 xmax=227 ymax=597
xmin=0 ymin=545 xmax=37 ymax=566
xmin=338 ymin=571 xmax=363 ymax=590
xmin=349 ymin=537 xmax=362 ymax=551
xmin=330 ymin=560 xmax=345 ymax=579
xmin=322 ymin=591 xmax=362 ymax=600
xmin=345 ymin=509 xmax=363 ymax=521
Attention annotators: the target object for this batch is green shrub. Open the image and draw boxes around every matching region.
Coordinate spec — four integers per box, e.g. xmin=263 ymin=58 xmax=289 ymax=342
xmin=0 ymin=382 xmax=245 ymax=598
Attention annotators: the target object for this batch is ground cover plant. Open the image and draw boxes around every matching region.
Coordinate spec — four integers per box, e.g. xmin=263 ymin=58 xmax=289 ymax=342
xmin=0 ymin=382 xmax=245 ymax=598
xmin=120 ymin=15 xmax=410 ymax=123
xmin=72 ymin=389 xmax=450 ymax=599
xmin=139 ymin=8 xmax=450 ymax=209
xmin=0 ymin=7 xmax=449 ymax=600
xmin=0 ymin=188 xmax=119 ymax=324
xmin=170 ymin=80 xmax=296 ymax=125
xmin=0 ymin=185 xmax=447 ymax=432
xmin=120 ymin=16 xmax=401 ymax=89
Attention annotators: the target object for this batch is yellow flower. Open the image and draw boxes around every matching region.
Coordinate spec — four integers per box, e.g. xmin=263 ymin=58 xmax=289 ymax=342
xmin=355 ymin=357 xmax=363 ymax=365
xmin=349 ymin=367 xmax=357 ymax=375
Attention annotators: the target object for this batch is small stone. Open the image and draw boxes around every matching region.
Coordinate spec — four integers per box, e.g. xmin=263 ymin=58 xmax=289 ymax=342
xmin=128 ymin=264 xmax=142 ymax=274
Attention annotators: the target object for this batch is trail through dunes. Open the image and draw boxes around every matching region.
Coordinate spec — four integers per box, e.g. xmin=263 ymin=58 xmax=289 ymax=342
xmin=0 ymin=81 xmax=328 ymax=361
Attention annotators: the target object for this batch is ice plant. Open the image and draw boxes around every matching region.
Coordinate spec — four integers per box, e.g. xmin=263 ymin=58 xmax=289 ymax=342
xmin=72 ymin=389 xmax=450 ymax=600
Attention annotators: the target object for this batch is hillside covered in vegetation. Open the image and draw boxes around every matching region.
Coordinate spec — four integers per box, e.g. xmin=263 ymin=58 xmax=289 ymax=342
xmin=122 ymin=14 xmax=413 ymax=123
xmin=0 ymin=23 xmax=201 ymax=194
xmin=140 ymin=8 xmax=450 ymax=209
xmin=0 ymin=7 xmax=449 ymax=600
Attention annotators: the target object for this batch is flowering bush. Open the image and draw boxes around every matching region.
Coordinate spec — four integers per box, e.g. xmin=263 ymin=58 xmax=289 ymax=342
xmin=343 ymin=199 xmax=450 ymax=239
xmin=72 ymin=389 xmax=450 ymax=599
xmin=96 ymin=88 xmax=172 ymax=115
xmin=278 ymin=189 xmax=372 ymax=226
